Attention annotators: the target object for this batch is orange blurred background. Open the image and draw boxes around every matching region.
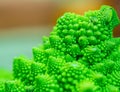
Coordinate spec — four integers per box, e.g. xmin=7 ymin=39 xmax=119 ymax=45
xmin=0 ymin=0 xmax=119 ymax=36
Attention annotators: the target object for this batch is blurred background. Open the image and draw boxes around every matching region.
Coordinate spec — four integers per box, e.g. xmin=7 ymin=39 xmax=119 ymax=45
xmin=0 ymin=0 xmax=120 ymax=74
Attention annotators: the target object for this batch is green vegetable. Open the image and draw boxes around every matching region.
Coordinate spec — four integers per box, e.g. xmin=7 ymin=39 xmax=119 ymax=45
xmin=0 ymin=5 xmax=120 ymax=92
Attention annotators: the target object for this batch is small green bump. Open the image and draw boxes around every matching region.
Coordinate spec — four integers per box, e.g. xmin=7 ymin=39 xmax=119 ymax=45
xmin=65 ymin=54 xmax=74 ymax=62
xmin=86 ymin=30 xmax=93 ymax=36
xmin=82 ymin=21 xmax=89 ymax=28
xmin=77 ymin=28 xmax=86 ymax=36
xmin=79 ymin=22 xmax=82 ymax=27
xmin=74 ymin=24 xmax=79 ymax=30
xmin=64 ymin=35 xmax=74 ymax=43
xmin=62 ymin=29 xmax=68 ymax=35
xmin=68 ymin=24 xmax=73 ymax=29
xmin=93 ymin=26 xmax=98 ymax=31
xmin=69 ymin=29 xmax=75 ymax=35
xmin=78 ymin=36 xmax=89 ymax=47
xmin=88 ymin=36 xmax=97 ymax=44
xmin=77 ymin=80 xmax=98 ymax=92
xmin=100 ymin=34 xmax=108 ymax=40
xmin=70 ymin=44 xmax=80 ymax=54
xmin=94 ymin=31 xmax=101 ymax=36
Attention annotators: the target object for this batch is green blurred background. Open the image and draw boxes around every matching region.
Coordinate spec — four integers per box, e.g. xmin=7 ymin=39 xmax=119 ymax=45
xmin=0 ymin=0 xmax=120 ymax=74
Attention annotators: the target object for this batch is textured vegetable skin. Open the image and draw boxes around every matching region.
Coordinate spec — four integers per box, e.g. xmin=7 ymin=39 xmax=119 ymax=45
xmin=0 ymin=5 xmax=120 ymax=92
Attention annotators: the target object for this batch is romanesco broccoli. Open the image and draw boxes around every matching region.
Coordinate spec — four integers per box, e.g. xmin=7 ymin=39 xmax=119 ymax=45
xmin=0 ymin=5 xmax=120 ymax=92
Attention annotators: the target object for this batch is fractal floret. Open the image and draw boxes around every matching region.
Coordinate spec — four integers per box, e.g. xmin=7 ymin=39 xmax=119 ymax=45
xmin=0 ymin=5 xmax=120 ymax=92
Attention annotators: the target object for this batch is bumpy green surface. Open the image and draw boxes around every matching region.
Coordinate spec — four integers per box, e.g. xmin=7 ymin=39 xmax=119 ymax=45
xmin=0 ymin=5 xmax=120 ymax=92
